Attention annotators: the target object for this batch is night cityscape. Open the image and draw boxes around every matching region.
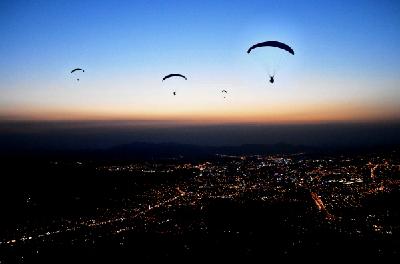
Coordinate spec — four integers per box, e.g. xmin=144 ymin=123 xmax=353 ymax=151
xmin=1 ymin=145 xmax=399 ymax=261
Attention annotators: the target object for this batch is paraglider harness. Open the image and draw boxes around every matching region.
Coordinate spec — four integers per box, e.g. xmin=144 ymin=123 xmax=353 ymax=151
xmin=269 ymin=75 xmax=274 ymax=84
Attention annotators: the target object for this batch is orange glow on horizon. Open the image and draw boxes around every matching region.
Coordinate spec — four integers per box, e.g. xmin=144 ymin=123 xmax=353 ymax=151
xmin=1 ymin=101 xmax=399 ymax=124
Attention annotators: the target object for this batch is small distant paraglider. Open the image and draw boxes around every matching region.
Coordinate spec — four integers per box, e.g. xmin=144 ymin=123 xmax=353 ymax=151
xmin=162 ymin=73 xmax=187 ymax=96
xmin=247 ymin=40 xmax=294 ymax=84
xmin=71 ymin=68 xmax=85 ymax=82
xmin=221 ymin=89 xmax=228 ymax=98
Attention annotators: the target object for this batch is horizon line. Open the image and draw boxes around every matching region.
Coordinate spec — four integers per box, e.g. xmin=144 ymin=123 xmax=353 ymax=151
xmin=1 ymin=118 xmax=400 ymax=126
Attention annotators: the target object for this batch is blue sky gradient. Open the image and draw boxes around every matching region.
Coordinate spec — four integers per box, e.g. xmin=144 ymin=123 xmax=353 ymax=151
xmin=1 ymin=0 xmax=399 ymax=122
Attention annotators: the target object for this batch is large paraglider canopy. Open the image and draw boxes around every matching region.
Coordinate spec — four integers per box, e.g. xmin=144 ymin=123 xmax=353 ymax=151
xmin=247 ymin=40 xmax=294 ymax=84
xmin=247 ymin=41 xmax=294 ymax=55
xmin=162 ymin=73 xmax=187 ymax=81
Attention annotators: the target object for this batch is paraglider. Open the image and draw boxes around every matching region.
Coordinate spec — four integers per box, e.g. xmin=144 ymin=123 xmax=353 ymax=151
xmin=221 ymin=90 xmax=228 ymax=98
xmin=247 ymin=40 xmax=294 ymax=84
xmin=162 ymin=73 xmax=187 ymax=96
xmin=71 ymin=68 xmax=85 ymax=81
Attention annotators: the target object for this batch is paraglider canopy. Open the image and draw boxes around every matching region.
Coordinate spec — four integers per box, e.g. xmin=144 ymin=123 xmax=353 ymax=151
xmin=247 ymin=41 xmax=294 ymax=55
xmin=162 ymin=73 xmax=187 ymax=81
xmin=71 ymin=68 xmax=85 ymax=73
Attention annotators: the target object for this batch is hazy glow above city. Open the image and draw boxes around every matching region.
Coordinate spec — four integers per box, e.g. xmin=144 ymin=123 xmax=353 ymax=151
xmin=0 ymin=0 xmax=399 ymax=123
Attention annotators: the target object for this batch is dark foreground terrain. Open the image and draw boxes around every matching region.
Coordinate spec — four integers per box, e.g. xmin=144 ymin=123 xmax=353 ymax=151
xmin=0 ymin=144 xmax=399 ymax=262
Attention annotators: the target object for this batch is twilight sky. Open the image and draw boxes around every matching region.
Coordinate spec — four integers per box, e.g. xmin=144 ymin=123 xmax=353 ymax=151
xmin=0 ymin=0 xmax=399 ymax=123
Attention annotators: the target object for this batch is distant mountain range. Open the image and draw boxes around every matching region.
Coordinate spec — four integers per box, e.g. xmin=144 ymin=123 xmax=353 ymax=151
xmin=0 ymin=141 xmax=315 ymax=161
xmin=103 ymin=142 xmax=315 ymax=160
xmin=1 ymin=141 xmax=399 ymax=162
